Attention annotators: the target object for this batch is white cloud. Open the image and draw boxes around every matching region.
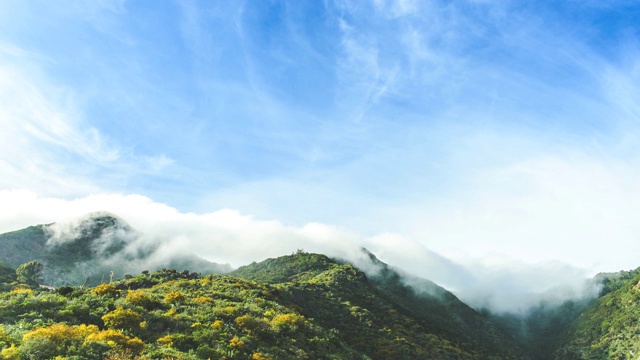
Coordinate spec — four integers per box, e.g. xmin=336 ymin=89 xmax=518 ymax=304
xmin=0 ymin=189 xmax=602 ymax=313
xmin=335 ymin=17 xmax=399 ymax=121
xmin=0 ymin=48 xmax=177 ymax=196
xmin=400 ymin=151 xmax=640 ymax=274
xmin=0 ymin=190 xmax=363 ymax=267
xmin=372 ymin=0 xmax=419 ymax=17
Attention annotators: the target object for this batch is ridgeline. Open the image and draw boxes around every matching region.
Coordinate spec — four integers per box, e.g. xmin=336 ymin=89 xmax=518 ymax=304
xmin=1 ymin=216 xmax=639 ymax=359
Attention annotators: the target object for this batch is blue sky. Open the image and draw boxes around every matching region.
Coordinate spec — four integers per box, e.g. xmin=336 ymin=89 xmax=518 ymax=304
xmin=1 ymin=0 xmax=640 ymax=309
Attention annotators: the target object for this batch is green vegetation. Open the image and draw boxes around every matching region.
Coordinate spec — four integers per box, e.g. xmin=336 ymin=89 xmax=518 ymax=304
xmin=553 ymin=269 xmax=640 ymax=359
xmin=15 ymin=261 xmax=43 ymax=287
xmin=2 ymin=216 xmax=640 ymax=359
xmin=0 ymin=252 xmax=531 ymax=359
xmin=0 ymin=267 xmax=364 ymax=359
xmin=489 ymin=299 xmax=591 ymax=360
xmin=0 ymin=262 xmax=16 ymax=290
xmin=0 ymin=214 xmax=230 ymax=287
xmin=594 ymin=267 xmax=640 ymax=296
xmin=233 ymin=252 xmax=527 ymax=359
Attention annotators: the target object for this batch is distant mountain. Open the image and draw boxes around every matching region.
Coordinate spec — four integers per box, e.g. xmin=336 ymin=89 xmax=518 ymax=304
xmin=231 ymin=251 xmax=528 ymax=359
xmin=0 ymin=212 xmax=231 ymax=286
xmin=2 ymin=215 xmax=640 ymax=359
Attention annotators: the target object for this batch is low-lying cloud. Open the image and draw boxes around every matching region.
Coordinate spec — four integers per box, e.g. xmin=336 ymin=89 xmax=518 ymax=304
xmin=0 ymin=189 xmax=603 ymax=313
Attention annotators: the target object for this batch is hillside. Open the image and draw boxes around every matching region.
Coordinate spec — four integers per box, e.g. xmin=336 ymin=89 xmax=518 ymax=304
xmin=553 ymin=268 xmax=640 ymax=359
xmin=0 ymin=251 xmax=531 ymax=359
xmin=2 ymin=215 xmax=640 ymax=359
xmin=232 ymin=251 xmax=527 ymax=359
xmin=0 ymin=213 xmax=231 ymax=286
xmin=0 ymin=268 xmax=363 ymax=359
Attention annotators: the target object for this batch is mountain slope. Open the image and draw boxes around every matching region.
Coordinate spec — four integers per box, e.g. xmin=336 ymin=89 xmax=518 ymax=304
xmin=0 ymin=269 xmax=365 ymax=359
xmin=232 ymin=251 xmax=528 ymax=359
xmin=0 ymin=213 xmax=231 ymax=286
xmin=0 ymin=224 xmax=49 ymax=268
xmin=553 ymin=268 xmax=640 ymax=359
xmin=363 ymin=250 xmax=525 ymax=358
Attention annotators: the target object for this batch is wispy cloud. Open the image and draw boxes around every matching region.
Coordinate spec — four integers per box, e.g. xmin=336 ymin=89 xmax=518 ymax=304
xmin=335 ymin=17 xmax=399 ymax=122
xmin=1 ymin=0 xmax=640 ymax=313
xmin=0 ymin=49 xmax=174 ymax=197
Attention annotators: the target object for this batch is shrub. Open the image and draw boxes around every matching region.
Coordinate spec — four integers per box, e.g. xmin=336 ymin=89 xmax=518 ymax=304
xmin=125 ymin=290 xmax=155 ymax=309
xmin=85 ymin=329 xmax=145 ymax=353
xmin=229 ymin=336 xmax=244 ymax=349
xmin=91 ymin=283 xmax=119 ymax=297
xmin=156 ymin=334 xmax=174 ymax=348
xmin=0 ymin=344 xmax=19 ymax=360
xmin=16 ymin=261 xmax=43 ymax=287
xmin=252 ymin=353 xmax=272 ymax=360
xmin=102 ymin=307 xmax=142 ymax=331
xmin=20 ymin=324 xmax=99 ymax=359
xmin=164 ymin=291 xmax=186 ymax=305
xmin=270 ymin=313 xmax=306 ymax=330
xmin=235 ymin=314 xmax=266 ymax=333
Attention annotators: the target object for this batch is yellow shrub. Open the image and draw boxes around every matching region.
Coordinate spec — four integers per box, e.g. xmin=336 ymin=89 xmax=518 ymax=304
xmin=125 ymin=290 xmax=153 ymax=308
xmin=193 ymin=296 xmax=213 ymax=304
xmin=229 ymin=336 xmax=244 ymax=349
xmin=0 ymin=325 xmax=12 ymax=345
xmin=91 ymin=283 xmax=119 ymax=296
xmin=0 ymin=344 xmax=19 ymax=360
xmin=156 ymin=334 xmax=174 ymax=348
xmin=270 ymin=313 xmax=305 ymax=328
xmin=164 ymin=291 xmax=186 ymax=304
xmin=212 ymin=319 xmax=224 ymax=330
xmin=213 ymin=305 xmax=238 ymax=318
xmin=23 ymin=323 xmax=99 ymax=345
xmin=251 ymin=353 xmax=272 ymax=360
xmin=9 ymin=287 xmax=33 ymax=296
xmin=102 ymin=307 xmax=142 ymax=330
xmin=85 ymin=329 xmax=144 ymax=353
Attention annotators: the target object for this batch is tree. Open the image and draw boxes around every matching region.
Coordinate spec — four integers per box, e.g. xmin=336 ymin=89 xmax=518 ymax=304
xmin=0 ymin=262 xmax=16 ymax=284
xmin=16 ymin=261 xmax=43 ymax=287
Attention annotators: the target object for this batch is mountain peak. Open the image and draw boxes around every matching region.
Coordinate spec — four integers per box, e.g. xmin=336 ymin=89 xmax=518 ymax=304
xmin=0 ymin=212 xmax=230 ymax=286
xmin=230 ymin=251 xmax=340 ymax=284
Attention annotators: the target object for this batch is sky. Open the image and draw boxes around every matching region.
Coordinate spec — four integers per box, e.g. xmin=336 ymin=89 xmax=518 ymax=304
xmin=1 ymin=0 xmax=640 ymax=312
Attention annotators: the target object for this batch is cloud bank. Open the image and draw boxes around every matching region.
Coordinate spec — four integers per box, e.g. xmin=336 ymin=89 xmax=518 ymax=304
xmin=0 ymin=189 xmax=600 ymax=313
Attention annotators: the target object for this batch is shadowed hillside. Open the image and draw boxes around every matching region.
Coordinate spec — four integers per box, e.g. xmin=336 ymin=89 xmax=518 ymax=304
xmin=552 ymin=267 xmax=640 ymax=359
xmin=0 ymin=213 xmax=231 ymax=286
xmin=232 ymin=251 xmax=528 ymax=359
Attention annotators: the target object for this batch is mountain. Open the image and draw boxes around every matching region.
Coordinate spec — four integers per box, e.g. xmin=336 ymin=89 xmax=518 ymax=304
xmin=0 ymin=213 xmax=231 ymax=286
xmin=231 ymin=251 xmax=528 ymax=359
xmin=488 ymin=297 xmax=592 ymax=360
xmin=552 ymin=267 xmax=640 ymax=359
xmin=485 ymin=266 xmax=640 ymax=360
xmin=2 ymin=214 xmax=640 ymax=359
xmin=0 ymin=251 xmax=528 ymax=359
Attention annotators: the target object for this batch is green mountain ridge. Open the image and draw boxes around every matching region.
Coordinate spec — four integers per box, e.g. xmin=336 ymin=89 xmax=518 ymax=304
xmin=231 ymin=251 xmax=527 ymax=359
xmin=0 ymin=251 xmax=528 ymax=359
xmin=552 ymin=270 xmax=640 ymax=359
xmin=1 ymin=215 xmax=639 ymax=359
xmin=0 ymin=213 xmax=231 ymax=286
